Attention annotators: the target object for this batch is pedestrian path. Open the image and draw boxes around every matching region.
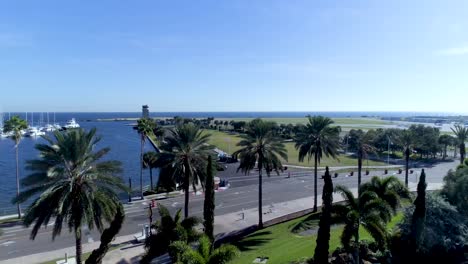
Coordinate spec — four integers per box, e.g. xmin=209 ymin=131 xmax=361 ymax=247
xmin=0 ymin=176 xmax=447 ymax=264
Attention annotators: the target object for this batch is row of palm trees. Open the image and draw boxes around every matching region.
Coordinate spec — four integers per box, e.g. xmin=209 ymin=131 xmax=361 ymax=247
xmin=7 ymin=114 xmax=460 ymax=263
xmin=144 ymin=115 xmax=417 ymax=229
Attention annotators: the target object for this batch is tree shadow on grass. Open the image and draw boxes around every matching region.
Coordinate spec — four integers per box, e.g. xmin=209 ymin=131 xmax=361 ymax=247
xmin=232 ymin=231 xmax=272 ymax=251
xmin=291 ymin=213 xmax=320 ymax=234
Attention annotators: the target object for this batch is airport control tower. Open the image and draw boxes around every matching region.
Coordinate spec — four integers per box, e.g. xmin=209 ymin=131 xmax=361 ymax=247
xmin=142 ymin=105 xmax=149 ymax=118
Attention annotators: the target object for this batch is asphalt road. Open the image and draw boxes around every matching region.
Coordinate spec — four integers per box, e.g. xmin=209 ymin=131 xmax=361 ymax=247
xmin=0 ymin=160 xmax=457 ymax=262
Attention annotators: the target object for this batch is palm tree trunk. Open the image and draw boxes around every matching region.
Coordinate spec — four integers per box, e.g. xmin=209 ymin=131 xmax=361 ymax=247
xmin=75 ymin=227 xmax=82 ymax=264
xmin=405 ymin=148 xmax=410 ymax=187
xmin=140 ymin=136 xmax=144 ymax=199
xmin=357 ymin=155 xmax=362 ymax=194
xmin=443 ymin=144 xmax=447 ymax=160
xmin=460 ymin=143 xmax=466 ymax=164
xmin=15 ymin=144 xmax=21 ymax=219
xmin=149 ymin=168 xmax=153 ymax=191
xmin=313 ymin=153 xmax=318 ymax=212
xmin=184 ymin=159 xmax=190 ymax=219
xmin=354 ymin=224 xmax=360 ymax=264
xmin=258 ymin=155 xmax=264 ymax=228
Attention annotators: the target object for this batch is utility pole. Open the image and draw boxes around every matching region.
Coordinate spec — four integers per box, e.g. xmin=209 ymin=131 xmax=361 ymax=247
xmin=387 ymin=136 xmax=391 ymax=165
xmin=128 ymin=177 xmax=132 ymax=202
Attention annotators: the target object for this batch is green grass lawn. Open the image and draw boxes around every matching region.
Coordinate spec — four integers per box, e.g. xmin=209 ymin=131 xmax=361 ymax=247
xmin=41 ymin=252 xmax=92 ymax=264
xmin=230 ymin=213 xmax=403 ymax=264
xmin=40 ymin=244 xmax=124 ymax=264
xmin=204 ymin=130 xmax=388 ymax=167
xmin=214 ymin=117 xmax=390 ymax=126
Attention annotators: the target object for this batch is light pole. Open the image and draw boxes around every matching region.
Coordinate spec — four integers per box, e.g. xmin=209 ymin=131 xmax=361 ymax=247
xmin=128 ymin=177 xmax=132 ymax=203
xmin=387 ymin=136 xmax=392 ymax=165
xmin=345 ymin=135 xmax=352 ymax=154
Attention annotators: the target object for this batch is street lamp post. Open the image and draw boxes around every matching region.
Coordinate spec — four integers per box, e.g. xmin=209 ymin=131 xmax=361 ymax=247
xmin=387 ymin=136 xmax=392 ymax=165
xmin=128 ymin=177 xmax=132 ymax=203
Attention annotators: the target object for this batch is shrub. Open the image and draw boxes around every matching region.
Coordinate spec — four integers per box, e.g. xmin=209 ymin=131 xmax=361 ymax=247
xmin=393 ymin=194 xmax=467 ymax=263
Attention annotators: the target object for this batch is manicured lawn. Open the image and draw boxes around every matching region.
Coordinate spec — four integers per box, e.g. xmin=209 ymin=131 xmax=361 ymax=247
xmin=214 ymin=117 xmax=390 ymax=126
xmin=283 ymin=143 xmax=387 ymax=167
xmin=203 ymin=130 xmax=243 ymax=153
xmin=204 ymin=130 xmax=388 ymax=167
xmin=41 ymin=252 xmax=92 ymax=264
xmin=230 ymin=213 xmax=403 ymax=264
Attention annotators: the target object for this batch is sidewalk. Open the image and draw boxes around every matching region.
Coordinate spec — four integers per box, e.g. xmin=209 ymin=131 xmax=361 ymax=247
xmin=1 ymin=181 xmax=444 ymax=264
xmin=102 ymin=181 xmax=443 ymax=264
xmin=286 ymin=164 xmax=402 ymax=170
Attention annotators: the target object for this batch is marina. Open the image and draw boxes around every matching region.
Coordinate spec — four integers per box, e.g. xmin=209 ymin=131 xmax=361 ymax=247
xmin=0 ymin=113 xmax=156 ymax=215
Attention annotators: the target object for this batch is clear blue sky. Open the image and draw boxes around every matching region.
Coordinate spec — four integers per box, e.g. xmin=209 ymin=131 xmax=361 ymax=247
xmin=1 ymin=0 xmax=467 ymax=113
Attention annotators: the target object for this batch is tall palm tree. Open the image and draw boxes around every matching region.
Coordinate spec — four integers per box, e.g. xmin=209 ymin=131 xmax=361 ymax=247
xmin=349 ymin=130 xmax=376 ymax=192
xmin=136 ymin=118 xmax=156 ymax=198
xmin=399 ymin=130 xmax=413 ymax=187
xmin=3 ymin=115 xmax=28 ymax=218
xmin=294 ymin=115 xmax=341 ymax=212
xmin=360 ymin=176 xmax=409 ymax=214
xmin=14 ymin=128 xmax=127 ymax=264
xmin=169 ymin=235 xmax=240 ymax=264
xmin=153 ymin=125 xmax=165 ymax=142
xmin=155 ymin=123 xmax=211 ymax=218
xmin=438 ymin=134 xmax=454 ymax=160
xmin=233 ymin=119 xmax=288 ymax=228
xmin=143 ymin=151 xmax=158 ymax=190
xmin=333 ymin=186 xmax=393 ymax=262
xmin=451 ymin=124 xmax=468 ymax=164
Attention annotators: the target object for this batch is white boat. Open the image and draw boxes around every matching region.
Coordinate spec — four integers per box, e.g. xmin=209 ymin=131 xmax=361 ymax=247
xmin=25 ymin=127 xmax=46 ymax=137
xmin=0 ymin=127 xmax=11 ymax=138
xmin=41 ymin=113 xmax=57 ymax=132
xmin=42 ymin=124 xmax=56 ymax=132
xmin=63 ymin=118 xmax=80 ymax=129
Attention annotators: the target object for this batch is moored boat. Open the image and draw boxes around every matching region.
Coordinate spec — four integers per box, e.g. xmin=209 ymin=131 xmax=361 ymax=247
xmin=63 ymin=118 xmax=80 ymax=129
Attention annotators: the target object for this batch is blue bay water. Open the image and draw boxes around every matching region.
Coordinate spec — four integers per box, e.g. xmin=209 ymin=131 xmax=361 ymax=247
xmin=0 ymin=120 xmax=157 ymax=215
xmin=0 ymin=111 xmax=455 ymax=215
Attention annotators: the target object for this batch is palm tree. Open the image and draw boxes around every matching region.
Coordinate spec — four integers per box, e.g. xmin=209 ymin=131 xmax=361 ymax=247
xmin=438 ymin=134 xmax=454 ymax=160
xmin=348 ymin=130 xmax=376 ymax=192
xmin=143 ymin=151 xmax=158 ymax=190
xmin=142 ymin=204 xmax=201 ymax=263
xmin=136 ymin=118 xmax=156 ymax=198
xmin=399 ymin=130 xmax=413 ymax=187
xmin=3 ymin=115 xmax=28 ymax=218
xmin=294 ymin=116 xmax=341 ymax=212
xmin=169 ymin=235 xmax=240 ymax=264
xmin=155 ymin=123 xmax=211 ymax=218
xmin=233 ymin=119 xmax=288 ymax=228
xmin=153 ymin=125 xmax=165 ymax=142
xmin=14 ymin=128 xmax=127 ymax=264
xmin=451 ymin=124 xmax=468 ymax=164
xmin=333 ymin=186 xmax=392 ymax=262
xmin=360 ymin=176 xmax=409 ymax=214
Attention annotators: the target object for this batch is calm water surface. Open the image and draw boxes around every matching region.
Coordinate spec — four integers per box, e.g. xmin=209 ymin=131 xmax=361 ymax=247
xmin=0 ymin=121 xmax=157 ymax=215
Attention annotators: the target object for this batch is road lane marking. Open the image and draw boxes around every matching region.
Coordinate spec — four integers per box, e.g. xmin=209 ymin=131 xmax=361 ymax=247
xmin=0 ymin=241 xmax=16 ymax=246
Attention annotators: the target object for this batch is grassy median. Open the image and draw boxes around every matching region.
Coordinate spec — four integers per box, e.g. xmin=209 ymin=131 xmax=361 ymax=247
xmin=229 ymin=212 xmax=403 ymax=264
xmin=204 ymin=130 xmax=387 ymax=167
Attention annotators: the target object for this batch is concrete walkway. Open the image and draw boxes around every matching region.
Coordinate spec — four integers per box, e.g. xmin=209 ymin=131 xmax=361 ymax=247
xmin=285 ymin=164 xmax=402 ymax=170
xmin=102 ymin=180 xmax=443 ymax=264
xmin=0 ymin=174 xmax=447 ymax=264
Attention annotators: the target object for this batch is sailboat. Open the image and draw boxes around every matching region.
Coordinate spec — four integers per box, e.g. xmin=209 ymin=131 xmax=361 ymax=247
xmin=42 ymin=112 xmax=56 ymax=132
xmin=53 ymin=112 xmax=62 ymax=131
xmin=24 ymin=112 xmax=45 ymax=137
xmin=0 ymin=113 xmax=7 ymax=138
